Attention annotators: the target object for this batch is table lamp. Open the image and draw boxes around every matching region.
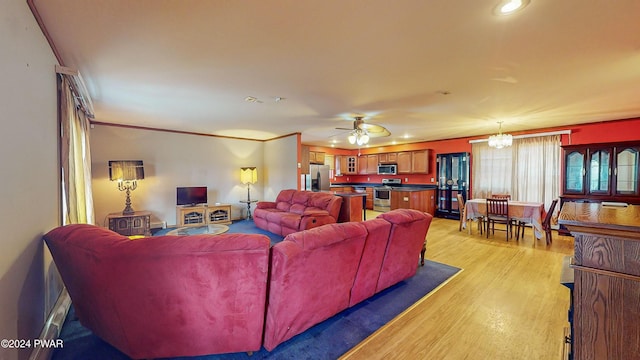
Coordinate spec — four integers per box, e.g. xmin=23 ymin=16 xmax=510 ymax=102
xmin=109 ymin=160 xmax=144 ymax=215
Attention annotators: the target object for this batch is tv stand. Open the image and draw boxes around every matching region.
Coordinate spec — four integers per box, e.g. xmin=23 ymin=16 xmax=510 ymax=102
xmin=176 ymin=204 xmax=231 ymax=227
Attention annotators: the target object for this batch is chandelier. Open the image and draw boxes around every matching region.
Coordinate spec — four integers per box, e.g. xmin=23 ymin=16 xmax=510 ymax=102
xmin=488 ymin=121 xmax=512 ymax=149
xmin=348 ymin=129 xmax=370 ymax=146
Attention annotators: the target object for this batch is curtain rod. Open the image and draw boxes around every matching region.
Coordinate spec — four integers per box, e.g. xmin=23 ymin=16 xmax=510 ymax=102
xmin=56 ymin=65 xmax=95 ymax=118
xmin=469 ymin=129 xmax=572 ymax=143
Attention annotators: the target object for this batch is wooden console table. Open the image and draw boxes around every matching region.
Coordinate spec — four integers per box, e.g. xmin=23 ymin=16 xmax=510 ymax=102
xmin=559 ymin=202 xmax=640 ymax=359
xmin=107 ymin=211 xmax=152 ymax=237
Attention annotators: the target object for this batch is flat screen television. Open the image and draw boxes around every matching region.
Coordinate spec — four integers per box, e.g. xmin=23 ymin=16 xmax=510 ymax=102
xmin=176 ymin=186 xmax=208 ymax=206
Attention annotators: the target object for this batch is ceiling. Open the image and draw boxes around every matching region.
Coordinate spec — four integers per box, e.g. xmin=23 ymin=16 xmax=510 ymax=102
xmin=30 ymin=0 xmax=640 ymax=149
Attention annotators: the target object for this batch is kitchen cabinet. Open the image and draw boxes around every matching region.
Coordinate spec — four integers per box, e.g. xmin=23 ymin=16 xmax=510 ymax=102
xmin=309 ymin=151 xmax=325 ymax=165
xmin=411 ymin=149 xmax=430 ymax=173
xmin=397 ymin=152 xmax=413 ymax=174
xmin=358 ymin=154 xmax=378 ymax=174
xmin=335 ymin=155 xmax=357 ymax=175
xmin=396 ymin=150 xmax=431 ymax=174
xmin=378 ymin=152 xmax=397 ymax=164
xmin=365 ymin=187 xmax=373 ymax=210
xmin=391 ymin=188 xmax=436 ymax=215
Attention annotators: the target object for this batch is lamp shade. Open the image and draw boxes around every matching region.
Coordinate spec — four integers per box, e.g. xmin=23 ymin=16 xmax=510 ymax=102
xmin=109 ymin=160 xmax=144 ymax=181
xmin=240 ymin=167 xmax=258 ymax=184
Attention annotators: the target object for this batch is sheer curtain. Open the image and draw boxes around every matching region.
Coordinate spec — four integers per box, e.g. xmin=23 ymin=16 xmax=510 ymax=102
xmin=472 ymin=135 xmax=561 ymax=212
xmin=60 ymin=76 xmax=95 ymax=225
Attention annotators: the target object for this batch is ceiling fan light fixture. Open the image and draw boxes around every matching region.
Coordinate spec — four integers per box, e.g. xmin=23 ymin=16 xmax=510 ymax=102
xmin=348 ymin=129 xmax=369 ymax=146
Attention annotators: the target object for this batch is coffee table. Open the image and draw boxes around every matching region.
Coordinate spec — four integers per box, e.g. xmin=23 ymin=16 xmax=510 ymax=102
xmin=166 ymin=224 xmax=229 ymax=236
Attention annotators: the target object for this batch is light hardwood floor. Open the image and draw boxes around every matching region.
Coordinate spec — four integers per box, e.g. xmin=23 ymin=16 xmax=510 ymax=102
xmin=342 ymin=212 xmax=574 ymax=360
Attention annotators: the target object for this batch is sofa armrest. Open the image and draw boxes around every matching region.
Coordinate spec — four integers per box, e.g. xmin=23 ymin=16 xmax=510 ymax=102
xmin=256 ymin=201 xmax=276 ymax=209
xmin=299 ymin=210 xmax=336 ymax=230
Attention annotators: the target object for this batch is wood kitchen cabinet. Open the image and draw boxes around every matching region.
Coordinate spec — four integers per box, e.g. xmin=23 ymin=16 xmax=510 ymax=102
xmin=396 ymin=150 xmax=431 ymax=174
xmin=378 ymin=152 xmax=397 ymax=164
xmin=390 ymin=189 xmax=436 ymax=215
xmin=411 ymin=149 xmax=430 ymax=173
xmin=358 ymin=154 xmax=378 ymax=174
xmin=365 ymin=187 xmax=373 ymax=210
xmin=309 ymin=151 xmax=325 ymax=164
xmin=335 ymin=155 xmax=357 ymax=175
xmin=397 ymin=152 xmax=413 ymax=174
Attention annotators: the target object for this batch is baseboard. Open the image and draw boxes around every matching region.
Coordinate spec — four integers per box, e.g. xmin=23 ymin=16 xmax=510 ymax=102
xmin=28 ymin=288 xmax=71 ymax=360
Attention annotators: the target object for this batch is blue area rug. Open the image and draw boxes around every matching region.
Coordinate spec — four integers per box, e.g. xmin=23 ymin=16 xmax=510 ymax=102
xmin=53 ymin=221 xmax=461 ymax=360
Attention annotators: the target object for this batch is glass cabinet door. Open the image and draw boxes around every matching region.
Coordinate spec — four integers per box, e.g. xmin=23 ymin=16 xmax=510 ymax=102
xmin=565 ymin=150 xmax=586 ymax=194
xmin=589 ymin=148 xmax=611 ymax=194
xmin=615 ymin=147 xmax=639 ymax=196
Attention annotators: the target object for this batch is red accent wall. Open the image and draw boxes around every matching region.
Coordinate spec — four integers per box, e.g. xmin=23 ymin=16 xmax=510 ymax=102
xmin=313 ymin=117 xmax=640 ymax=186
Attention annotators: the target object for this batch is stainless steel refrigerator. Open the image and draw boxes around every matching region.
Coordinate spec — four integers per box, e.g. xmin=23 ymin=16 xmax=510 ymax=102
xmin=308 ymin=164 xmax=331 ymax=191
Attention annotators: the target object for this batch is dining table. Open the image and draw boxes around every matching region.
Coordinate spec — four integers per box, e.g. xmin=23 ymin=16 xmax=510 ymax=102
xmin=463 ymin=198 xmax=546 ymax=239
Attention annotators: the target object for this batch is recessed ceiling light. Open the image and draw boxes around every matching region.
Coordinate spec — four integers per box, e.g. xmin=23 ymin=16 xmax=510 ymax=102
xmin=495 ymin=0 xmax=530 ymax=15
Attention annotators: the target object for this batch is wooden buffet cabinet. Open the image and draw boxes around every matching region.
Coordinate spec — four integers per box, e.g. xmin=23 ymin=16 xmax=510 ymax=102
xmin=559 ymin=202 xmax=640 ymax=360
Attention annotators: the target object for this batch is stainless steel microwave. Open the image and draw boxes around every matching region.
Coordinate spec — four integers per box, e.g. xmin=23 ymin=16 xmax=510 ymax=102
xmin=377 ymin=164 xmax=397 ymax=175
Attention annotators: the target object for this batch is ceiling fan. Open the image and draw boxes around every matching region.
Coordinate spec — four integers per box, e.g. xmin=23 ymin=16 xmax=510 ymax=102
xmin=335 ymin=115 xmax=391 ymax=145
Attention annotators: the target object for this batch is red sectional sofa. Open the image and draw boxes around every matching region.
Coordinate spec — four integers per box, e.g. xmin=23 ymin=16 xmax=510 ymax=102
xmin=43 ymin=224 xmax=271 ymax=359
xmin=253 ymin=189 xmax=343 ymax=236
xmin=44 ymin=209 xmax=432 ymax=358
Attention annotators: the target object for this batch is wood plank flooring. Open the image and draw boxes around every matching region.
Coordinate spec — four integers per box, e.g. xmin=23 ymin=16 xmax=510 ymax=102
xmin=342 ymin=213 xmax=574 ymax=360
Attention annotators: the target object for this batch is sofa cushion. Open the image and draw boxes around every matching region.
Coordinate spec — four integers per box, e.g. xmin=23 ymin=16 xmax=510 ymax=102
xmin=291 ymin=191 xmax=309 ymax=205
xmin=375 ymin=209 xmax=433 ymax=292
xmin=263 ymin=221 xmax=367 ymax=351
xmin=276 ymin=201 xmax=291 ymax=212
xmin=280 ymin=213 xmax=302 ymax=229
xmin=275 ymin=189 xmax=296 ymax=203
xmin=350 ymin=218 xmax=392 ymax=306
xmin=309 ymin=192 xmax=332 ymax=209
xmin=289 ymin=203 xmax=306 ymax=215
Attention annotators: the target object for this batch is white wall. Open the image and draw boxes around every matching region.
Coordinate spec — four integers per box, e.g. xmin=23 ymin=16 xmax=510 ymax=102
xmin=90 ymin=125 xmax=299 ymax=227
xmin=0 ymin=1 xmax=60 ymax=360
xmin=263 ymin=135 xmax=299 ymax=201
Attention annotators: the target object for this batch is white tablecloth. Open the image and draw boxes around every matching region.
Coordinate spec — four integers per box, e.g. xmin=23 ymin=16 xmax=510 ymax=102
xmin=463 ymin=199 xmax=545 ymax=239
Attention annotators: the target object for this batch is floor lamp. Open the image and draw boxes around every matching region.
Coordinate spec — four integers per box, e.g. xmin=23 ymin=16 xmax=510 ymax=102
xmin=109 ymin=160 xmax=145 ymax=215
xmin=240 ymin=167 xmax=257 ymax=219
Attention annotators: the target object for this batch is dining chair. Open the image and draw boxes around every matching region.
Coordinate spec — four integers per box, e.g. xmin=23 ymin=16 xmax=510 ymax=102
xmin=515 ymin=199 xmax=559 ymax=243
xmin=542 ymin=199 xmax=559 ymax=245
xmin=457 ymin=193 xmax=483 ymax=234
xmin=485 ymin=198 xmax=512 ymax=240
xmin=457 ymin=193 xmax=465 ymax=231
xmin=491 ymin=194 xmax=511 ymax=200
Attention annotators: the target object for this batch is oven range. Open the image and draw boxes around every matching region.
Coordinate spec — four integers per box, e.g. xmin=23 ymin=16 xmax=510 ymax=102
xmin=373 ymin=178 xmax=402 ymax=212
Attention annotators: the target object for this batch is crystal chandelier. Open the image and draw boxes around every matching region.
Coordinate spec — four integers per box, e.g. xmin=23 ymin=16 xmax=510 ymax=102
xmin=488 ymin=121 xmax=512 ymax=149
xmin=347 ymin=129 xmax=369 ymax=146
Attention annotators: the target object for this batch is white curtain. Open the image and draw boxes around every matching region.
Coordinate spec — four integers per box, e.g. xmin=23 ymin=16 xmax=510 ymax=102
xmin=472 ymin=135 xmax=561 ymax=213
xmin=60 ymin=76 xmax=95 ymax=225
